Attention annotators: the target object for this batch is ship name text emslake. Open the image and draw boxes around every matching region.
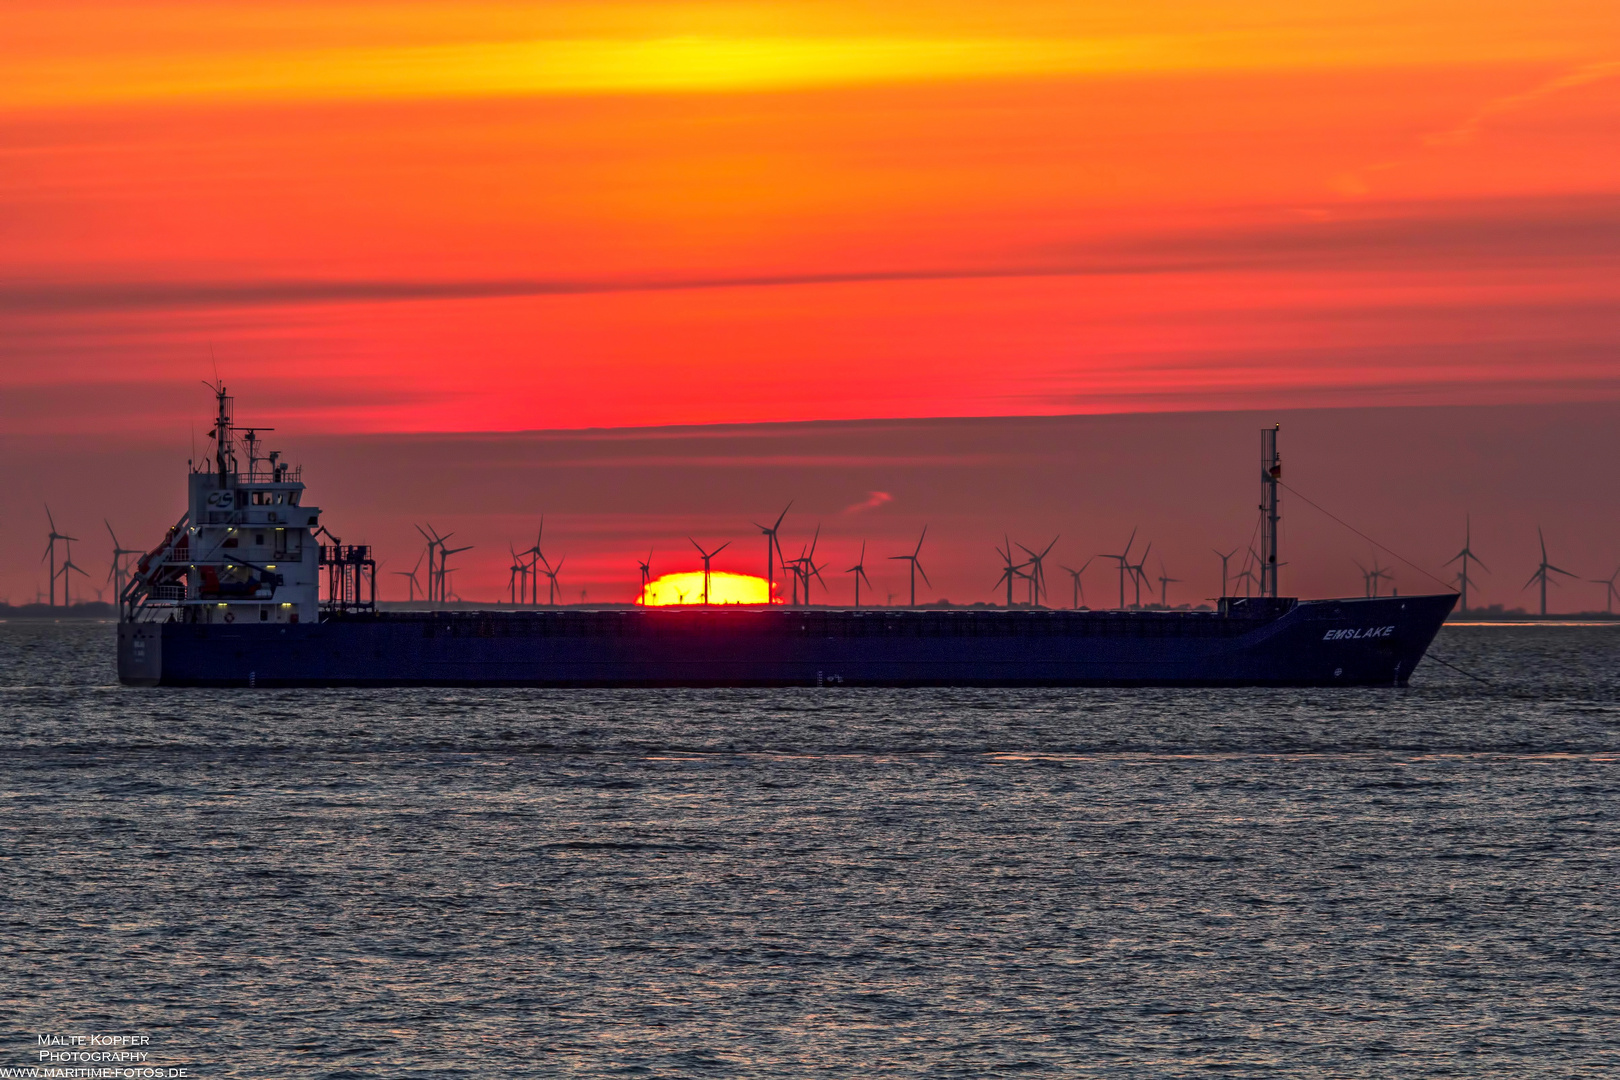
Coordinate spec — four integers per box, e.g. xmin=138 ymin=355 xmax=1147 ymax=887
xmin=1323 ymin=626 xmax=1396 ymax=641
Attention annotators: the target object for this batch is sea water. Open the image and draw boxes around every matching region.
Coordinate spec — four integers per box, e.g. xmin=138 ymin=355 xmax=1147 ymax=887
xmin=1 ymin=622 xmax=1615 ymax=1077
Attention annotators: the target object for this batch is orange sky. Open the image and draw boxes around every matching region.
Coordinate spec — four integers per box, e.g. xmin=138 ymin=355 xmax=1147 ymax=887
xmin=3 ymin=0 xmax=1618 ymax=433
xmin=4 ymin=2 xmax=1619 ymax=609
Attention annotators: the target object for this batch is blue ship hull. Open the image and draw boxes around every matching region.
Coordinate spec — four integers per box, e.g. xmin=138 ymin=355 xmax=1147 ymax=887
xmin=118 ymin=594 xmax=1456 ymax=687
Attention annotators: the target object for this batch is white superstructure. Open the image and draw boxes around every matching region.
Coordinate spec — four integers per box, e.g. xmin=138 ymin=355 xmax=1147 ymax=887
xmin=122 ymin=384 xmax=329 ymax=625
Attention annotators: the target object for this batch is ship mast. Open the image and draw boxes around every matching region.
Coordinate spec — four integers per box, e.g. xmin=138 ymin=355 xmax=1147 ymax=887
xmin=212 ymin=381 xmax=234 ymax=485
xmin=1260 ymin=424 xmax=1281 ymax=598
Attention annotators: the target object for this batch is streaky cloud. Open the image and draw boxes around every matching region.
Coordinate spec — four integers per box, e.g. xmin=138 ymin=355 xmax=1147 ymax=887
xmin=10 ymin=195 xmax=1617 ymax=315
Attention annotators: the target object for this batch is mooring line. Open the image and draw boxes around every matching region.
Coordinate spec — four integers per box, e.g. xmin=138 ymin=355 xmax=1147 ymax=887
xmin=1424 ymin=651 xmax=1495 ymax=687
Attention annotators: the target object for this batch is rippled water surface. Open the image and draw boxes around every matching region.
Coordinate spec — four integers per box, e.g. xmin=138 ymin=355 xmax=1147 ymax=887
xmin=2 ymin=622 xmax=1616 ymax=1077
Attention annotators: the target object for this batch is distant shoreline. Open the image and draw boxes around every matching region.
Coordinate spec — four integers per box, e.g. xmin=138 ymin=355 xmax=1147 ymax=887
xmin=0 ymin=602 xmax=116 ymax=620
xmin=5 ymin=600 xmax=1614 ymax=623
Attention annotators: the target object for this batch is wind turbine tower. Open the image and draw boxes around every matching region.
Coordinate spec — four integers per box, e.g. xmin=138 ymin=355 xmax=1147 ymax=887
xmin=754 ymin=502 xmax=791 ymax=604
xmin=1213 ymin=548 xmax=1236 ymax=599
xmin=1127 ymin=541 xmax=1154 ymax=608
xmin=689 ymin=538 xmax=730 ymax=605
xmin=888 ymin=527 xmax=930 ymax=607
xmin=393 ymin=553 xmax=425 ymax=602
xmin=637 ymin=550 xmax=654 ymax=605
xmin=1592 ymin=566 xmax=1620 ymax=616
xmin=1523 ymin=527 xmax=1575 ymax=617
xmin=42 ymin=506 xmax=76 ymax=608
xmin=1444 ymin=516 xmax=1489 ymax=614
xmin=538 ymin=553 xmax=565 ymax=605
xmin=416 ymin=524 xmax=446 ymax=604
xmin=521 ymin=519 xmax=547 ymax=606
xmin=1017 ymin=536 xmax=1059 ymax=607
xmin=1101 ymin=528 xmax=1138 ymax=610
xmin=847 ymin=542 xmax=874 ymax=608
xmin=440 ymin=543 xmax=472 ymax=603
xmin=1060 ymin=558 xmax=1092 ymax=609
xmin=57 ymin=539 xmax=90 ymax=607
xmin=994 ymin=537 xmax=1027 ymax=608
xmin=105 ymin=520 xmax=142 ymax=607
xmin=1157 ymin=560 xmax=1181 ymax=609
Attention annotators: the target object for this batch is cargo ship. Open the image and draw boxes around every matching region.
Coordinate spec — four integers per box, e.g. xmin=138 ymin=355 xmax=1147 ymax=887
xmin=117 ymin=388 xmax=1456 ymax=687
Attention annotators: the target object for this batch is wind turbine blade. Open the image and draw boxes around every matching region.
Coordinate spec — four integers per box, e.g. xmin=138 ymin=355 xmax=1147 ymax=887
xmin=914 ymin=526 xmax=927 ymax=556
xmin=916 ymin=562 xmax=930 ymax=587
xmin=714 ymin=541 xmax=731 ymax=556
xmin=774 ymin=501 xmax=793 ymax=530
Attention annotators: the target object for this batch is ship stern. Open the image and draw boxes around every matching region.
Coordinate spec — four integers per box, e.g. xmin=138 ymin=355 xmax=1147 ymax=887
xmin=117 ymin=622 xmax=164 ymax=686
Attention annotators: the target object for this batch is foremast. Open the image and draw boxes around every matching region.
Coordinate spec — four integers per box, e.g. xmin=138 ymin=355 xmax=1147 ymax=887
xmin=1260 ymin=424 xmax=1281 ymax=599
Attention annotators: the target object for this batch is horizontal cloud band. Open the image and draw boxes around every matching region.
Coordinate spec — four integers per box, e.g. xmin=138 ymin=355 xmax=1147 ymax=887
xmin=9 ymin=195 xmax=1616 ymax=314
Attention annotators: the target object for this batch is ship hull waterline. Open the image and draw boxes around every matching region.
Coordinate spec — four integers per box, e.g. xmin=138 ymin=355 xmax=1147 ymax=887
xmin=119 ymin=594 xmax=1456 ymax=688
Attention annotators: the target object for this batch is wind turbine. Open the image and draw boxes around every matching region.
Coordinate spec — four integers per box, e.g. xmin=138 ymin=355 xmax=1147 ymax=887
xmin=802 ymin=552 xmax=829 ymax=605
xmin=1127 ymin=541 xmax=1153 ymax=608
xmin=847 ymin=542 xmax=874 ymax=608
xmin=1523 ymin=527 xmax=1575 ymax=617
xmin=1443 ymin=515 xmax=1489 ymax=613
xmin=888 ymin=527 xmax=930 ymax=606
xmin=1101 ymin=528 xmax=1138 ymax=610
xmin=392 ymin=553 xmax=425 ymax=602
xmin=1156 ymin=559 xmax=1181 ymax=609
xmin=799 ymin=526 xmax=827 ymax=604
xmin=57 ymin=538 xmax=90 ymax=607
xmin=440 ymin=543 xmax=472 ymax=604
xmin=994 ymin=537 xmax=1027 ymax=608
xmin=416 ymin=524 xmax=446 ymax=603
xmin=1591 ymin=566 xmax=1620 ymax=615
xmin=689 ymin=538 xmax=730 ymax=605
xmin=521 ymin=519 xmax=547 ymax=605
xmin=538 ymin=553 xmax=564 ymax=605
xmin=42 ymin=505 xmax=76 ymax=608
xmin=1060 ymin=558 xmax=1092 ymax=609
xmin=105 ymin=520 xmax=142 ymax=605
xmin=753 ymin=502 xmax=791 ymax=604
xmin=783 ymin=526 xmax=827 ymax=606
xmin=1213 ymin=548 xmax=1237 ymax=599
xmin=1353 ymin=558 xmax=1380 ymax=598
xmin=1368 ymin=556 xmax=1392 ymax=598
xmin=637 ymin=549 xmax=654 ymax=605
xmin=507 ymin=544 xmax=526 ymax=604
xmin=1017 ymin=536 xmax=1059 ymax=607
